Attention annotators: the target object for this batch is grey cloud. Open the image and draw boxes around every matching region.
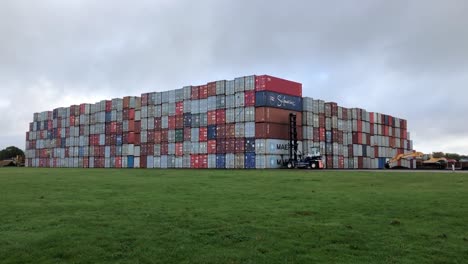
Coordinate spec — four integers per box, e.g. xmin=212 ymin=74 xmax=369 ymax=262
xmin=0 ymin=0 xmax=467 ymax=154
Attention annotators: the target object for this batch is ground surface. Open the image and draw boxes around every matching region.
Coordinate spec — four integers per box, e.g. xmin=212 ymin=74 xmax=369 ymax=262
xmin=0 ymin=168 xmax=467 ymax=264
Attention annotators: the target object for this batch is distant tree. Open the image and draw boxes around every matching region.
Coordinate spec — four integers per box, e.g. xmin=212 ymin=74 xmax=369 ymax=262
xmin=445 ymin=153 xmax=461 ymax=161
xmin=0 ymin=146 xmax=25 ymax=161
xmin=432 ymin=152 xmax=445 ymax=158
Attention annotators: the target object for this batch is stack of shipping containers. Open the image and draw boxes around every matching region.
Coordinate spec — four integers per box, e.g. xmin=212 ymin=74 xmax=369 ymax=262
xmin=302 ymin=99 xmax=415 ymax=169
xmin=25 ymin=75 xmax=415 ymax=169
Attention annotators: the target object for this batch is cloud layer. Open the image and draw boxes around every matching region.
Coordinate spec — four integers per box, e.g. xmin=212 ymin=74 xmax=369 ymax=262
xmin=1 ymin=0 xmax=467 ymax=154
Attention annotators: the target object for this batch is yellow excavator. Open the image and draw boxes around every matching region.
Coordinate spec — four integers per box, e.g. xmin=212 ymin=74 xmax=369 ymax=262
xmin=385 ymin=151 xmax=424 ymax=169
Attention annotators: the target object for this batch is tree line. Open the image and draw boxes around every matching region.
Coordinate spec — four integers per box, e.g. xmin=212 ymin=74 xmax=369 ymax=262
xmin=0 ymin=146 xmax=25 ymax=161
xmin=431 ymin=152 xmax=468 ymax=161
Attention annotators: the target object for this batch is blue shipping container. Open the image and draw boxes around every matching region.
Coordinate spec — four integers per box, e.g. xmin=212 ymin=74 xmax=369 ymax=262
xmin=116 ymin=135 xmax=123 ymax=146
xmin=244 ymin=153 xmax=256 ymax=169
xmin=105 ymin=112 xmax=112 ymax=122
xmin=184 ymin=113 xmax=192 ymax=127
xmin=378 ymin=157 xmax=387 ymax=169
xmin=216 ymin=154 xmax=225 ymax=168
xmin=207 ymin=125 xmax=217 ymax=140
xmin=362 ymin=145 xmax=368 ymax=157
xmin=245 ymin=138 xmax=255 ymax=152
xmin=326 ymin=131 xmax=332 ymax=143
xmin=128 ymin=156 xmax=134 ymax=168
xmin=255 ymin=91 xmax=303 ymax=111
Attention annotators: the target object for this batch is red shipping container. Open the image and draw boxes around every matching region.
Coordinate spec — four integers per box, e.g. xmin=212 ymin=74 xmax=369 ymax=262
xmin=313 ymin=128 xmax=320 ymax=142
xmin=191 ymin=86 xmax=200 ymax=100
xmin=216 ymin=139 xmax=226 ymax=153
xmin=80 ymin=104 xmax=86 ymax=114
xmin=176 ymin=102 xmax=184 ymax=116
xmin=147 ymin=130 xmax=154 ymax=143
xmin=135 ymin=121 xmax=141 ymax=133
xmin=176 ymin=142 xmax=183 ymax=156
xmin=244 ymin=91 xmax=255 ymax=106
xmin=358 ymin=157 xmax=364 ymax=169
xmin=134 ymin=133 xmax=141 ymax=145
xmin=370 ymin=112 xmax=375 ymax=124
xmin=115 ymin=157 xmax=122 ymax=168
xmin=255 ymin=107 xmax=302 ymax=125
xmin=161 ymin=143 xmax=168 ymax=155
xmin=255 ymin=75 xmax=302 ymax=97
xmin=128 ymin=109 xmax=135 ymax=120
xmin=199 ymin=154 xmax=208 ymax=168
xmin=147 ymin=143 xmax=153 ymax=155
xmin=319 ymin=128 xmax=326 ymax=142
xmin=216 ymin=109 xmax=226 ymax=124
xmin=128 ymin=132 xmax=135 ymax=144
xmin=168 ymin=116 xmax=176 ymax=130
xmin=105 ymin=135 xmax=111 ymax=145
xmin=123 ymin=96 xmax=130 ymax=109
xmin=154 ymin=118 xmax=161 ymax=130
xmin=326 ymin=156 xmax=333 ymax=169
xmin=374 ymin=147 xmax=379 ymax=157
xmin=319 ymin=114 xmax=325 ymax=128
xmin=141 ymin=144 xmax=147 ymax=155
xmin=140 ymin=155 xmax=147 ymax=168
xmin=216 ymin=124 xmax=226 ymax=139
xmin=199 ymin=85 xmax=208 ymax=99
xmin=225 ymin=139 xmax=236 ymax=153
xmin=175 ymin=116 xmax=184 ymax=129
xmin=141 ymin=93 xmax=148 ymax=106
xmin=207 ymin=82 xmax=217 ymax=97
xmin=226 ymin=124 xmax=235 ymax=139
xmin=199 ymin=127 xmax=208 ymax=141
xmin=154 ymin=131 xmax=161 ymax=144
xmin=235 ymin=138 xmax=245 ymax=153
xmin=357 ymin=121 xmax=362 ymax=133
xmin=184 ymin=128 xmax=191 ymax=141
xmin=207 ymin=110 xmax=217 ymax=125
xmin=191 ymin=154 xmax=199 ymax=168
xmin=207 ymin=140 xmax=217 ymax=154
xmin=106 ymin=100 xmax=112 ymax=112
xmin=161 ymin=130 xmax=168 ymax=142
xmin=339 ymin=156 xmax=344 ymax=169
xmin=342 ymin=108 xmax=349 ymax=120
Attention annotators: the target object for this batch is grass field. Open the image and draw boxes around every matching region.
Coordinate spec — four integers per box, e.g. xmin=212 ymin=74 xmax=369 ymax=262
xmin=0 ymin=168 xmax=467 ymax=263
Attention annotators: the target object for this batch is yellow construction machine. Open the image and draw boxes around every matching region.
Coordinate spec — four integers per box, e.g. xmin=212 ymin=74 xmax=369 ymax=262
xmin=385 ymin=151 xmax=424 ymax=169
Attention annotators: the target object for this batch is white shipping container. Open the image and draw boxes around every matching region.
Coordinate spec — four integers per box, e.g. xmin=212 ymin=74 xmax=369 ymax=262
xmin=244 ymin=122 xmax=255 ymax=138
xmin=225 ymin=153 xmax=235 ymax=168
xmin=208 ymin=154 xmax=216 ymax=168
xmin=303 ymin=126 xmax=313 ymax=140
xmin=235 ymin=92 xmax=245 ymax=107
xmin=175 ymin=157 xmax=183 ymax=168
xmin=133 ymin=146 xmax=141 ymax=157
xmin=160 ymin=155 xmax=168 ymax=168
xmin=154 ymin=156 xmax=161 ymax=168
xmin=226 ymin=108 xmax=235 ymax=123
xmin=235 ymin=154 xmax=244 ymax=168
xmin=226 ymin=95 xmax=235 ymax=109
xmin=235 ymin=108 xmax=245 ymax=122
xmin=255 ymin=139 xmax=303 ymax=155
xmin=235 ymin=123 xmax=245 ymax=138
xmin=255 ymin=155 xmax=284 ymax=169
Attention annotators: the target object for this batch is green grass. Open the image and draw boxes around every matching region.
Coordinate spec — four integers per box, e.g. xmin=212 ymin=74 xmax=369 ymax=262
xmin=0 ymin=168 xmax=467 ymax=263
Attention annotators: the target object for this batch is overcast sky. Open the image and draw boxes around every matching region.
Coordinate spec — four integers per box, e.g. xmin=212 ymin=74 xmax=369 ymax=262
xmin=1 ymin=0 xmax=467 ymax=154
